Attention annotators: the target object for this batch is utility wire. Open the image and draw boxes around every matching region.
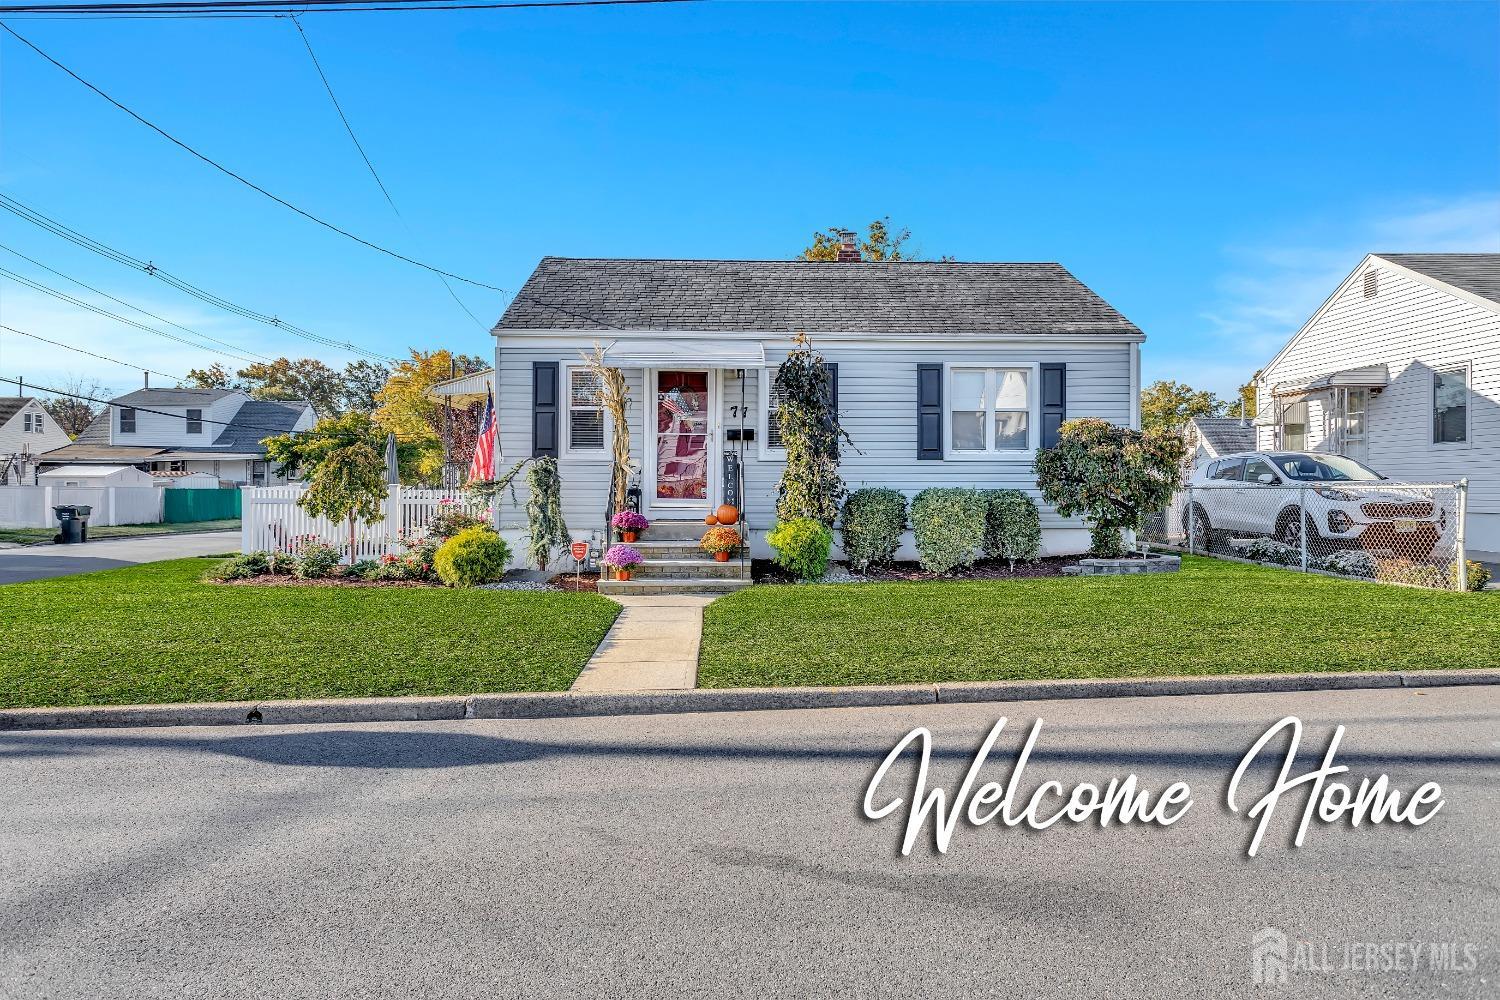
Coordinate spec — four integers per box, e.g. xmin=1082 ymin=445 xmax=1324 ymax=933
xmin=0 ymin=22 xmax=508 ymax=292
xmin=6 ymin=378 xmax=311 ymax=433
xmin=0 ymin=192 xmax=401 ymax=362
xmin=0 ymin=242 xmax=279 ymax=363
xmin=289 ymin=13 xmax=487 ymax=330
xmin=0 ymin=0 xmax=690 ymax=11
xmin=0 ymin=267 xmax=266 ymax=365
xmin=0 ymin=323 xmax=186 ymax=382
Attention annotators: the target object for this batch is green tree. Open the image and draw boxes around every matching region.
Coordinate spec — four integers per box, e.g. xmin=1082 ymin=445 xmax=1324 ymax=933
xmin=183 ymin=363 xmax=241 ymax=390
xmin=1235 ymin=377 xmax=1259 ymax=420
xmin=1034 ymin=418 xmax=1186 ymax=557
xmin=800 ymin=217 xmax=915 ymax=261
xmin=300 ymin=442 xmax=388 ymax=562
xmin=774 ymin=334 xmax=850 ymax=525
xmin=264 ymin=411 xmax=419 ymax=487
xmin=340 ymin=360 xmax=390 ymax=414
xmin=182 ymin=358 xmax=390 ymax=416
xmin=1139 ymin=379 xmax=1225 ymax=434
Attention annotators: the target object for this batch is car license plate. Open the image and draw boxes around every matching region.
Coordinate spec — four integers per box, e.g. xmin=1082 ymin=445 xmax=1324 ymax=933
xmin=1393 ymin=519 xmax=1418 ymax=533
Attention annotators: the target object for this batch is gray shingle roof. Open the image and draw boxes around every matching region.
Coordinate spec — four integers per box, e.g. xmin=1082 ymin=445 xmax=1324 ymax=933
xmin=112 ymin=386 xmax=239 ymax=407
xmin=71 ymin=409 xmax=111 ymax=445
xmin=496 ymin=258 xmax=1142 ymax=335
xmin=208 ymin=399 xmax=311 ymax=451
xmin=1190 ymin=416 xmax=1257 ymax=456
xmin=0 ymin=397 xmax=31 ymax=426
xmin=43 ymin=397 xmax=309 ymax=462
xmin=1377 ymin=253 xmax=1500 ymax=305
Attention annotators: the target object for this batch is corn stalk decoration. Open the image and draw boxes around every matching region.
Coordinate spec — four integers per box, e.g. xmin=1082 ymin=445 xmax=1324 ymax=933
xmin=581 ymin=342 xmax=632 ymax=511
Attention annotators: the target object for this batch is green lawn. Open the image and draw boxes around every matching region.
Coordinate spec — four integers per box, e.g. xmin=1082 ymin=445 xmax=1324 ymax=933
xmin=0 ymin=519 xmax=242 ymax=546
xmin=699 ymin=556 xmax=1498 ymax=689
xmin=0 ymin=558 xmax=620 ymax=708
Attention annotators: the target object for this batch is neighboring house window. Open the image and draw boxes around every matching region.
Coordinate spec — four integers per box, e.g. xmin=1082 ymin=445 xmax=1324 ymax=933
xmin=947 ymin=366 xmax=1033 ymax=456
xmin=119 ymin=407 xmax=136 ymax=434
xmin=186 ymin=409 xmax=203 ymax=434
xmin=22 ymin=414 xmax=32 ymax=432
xmin=564 ymin=366 xmax=606 ymax=455
xmin=1280 ymin=400 xmax=1307 ymax=450
xmin=32 ymin=413 xmax=44 ymax=433
xmin=1434 ymin=369 xmax=1468 ymax=444
xmin=251 ymin=461 xmax=267 ymax=486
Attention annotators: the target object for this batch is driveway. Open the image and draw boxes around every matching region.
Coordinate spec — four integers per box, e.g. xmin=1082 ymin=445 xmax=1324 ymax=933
xmin=0 ymin=686 xmax=1494 ymax=998
xmin=0 ymin=530 xmax=238 ymax=584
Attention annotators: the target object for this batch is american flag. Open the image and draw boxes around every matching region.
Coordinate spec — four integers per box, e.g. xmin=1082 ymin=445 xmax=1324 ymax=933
xmin=468 ymin=390 xmax=496 ymax=481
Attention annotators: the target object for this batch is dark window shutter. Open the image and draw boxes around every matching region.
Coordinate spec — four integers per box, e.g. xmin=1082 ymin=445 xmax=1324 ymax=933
xmin=532 ymin=361 xmax=558 ymax=458
xmin=917 ymin=363 xmax=942 ymax=460
xmin=823 ymin=362 xmax=839 ymax=419
xmin=1040 ymin=363 xmax=1066 ymax=448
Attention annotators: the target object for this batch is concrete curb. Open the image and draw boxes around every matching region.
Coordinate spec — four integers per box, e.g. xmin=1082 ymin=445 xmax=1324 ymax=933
xmin=0 ymin=669 xmax=1494 ymax=732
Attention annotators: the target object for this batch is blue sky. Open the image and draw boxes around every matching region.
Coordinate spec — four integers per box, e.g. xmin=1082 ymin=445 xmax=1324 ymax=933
xmin=2 ymin=0 xmax=1497 ymax=401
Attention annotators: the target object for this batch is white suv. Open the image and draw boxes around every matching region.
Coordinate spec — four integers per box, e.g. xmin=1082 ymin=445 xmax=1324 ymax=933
xmin=1184 ymin=451 xmax=1446 ymax=556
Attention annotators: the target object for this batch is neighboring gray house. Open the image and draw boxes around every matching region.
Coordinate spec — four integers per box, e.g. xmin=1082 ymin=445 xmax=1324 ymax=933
xmin=1253 ymin=252 xmax=1500 ymax=561
xmin=38 ymin=386 xmax=315 ymax=485
xmin=1184 ymin=415 xmax=1256 ymax=467
xmin=491 ymin=253 xmax=1144 ymax=586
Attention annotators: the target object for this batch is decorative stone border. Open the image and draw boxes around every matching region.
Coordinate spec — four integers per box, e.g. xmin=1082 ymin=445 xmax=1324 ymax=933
xmin=1063 ymin=554 xmax=1181 ymax=576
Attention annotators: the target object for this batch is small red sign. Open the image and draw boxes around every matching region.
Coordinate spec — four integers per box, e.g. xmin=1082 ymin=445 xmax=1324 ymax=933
xmin=570 ymin=541 xmax=588 ymax=562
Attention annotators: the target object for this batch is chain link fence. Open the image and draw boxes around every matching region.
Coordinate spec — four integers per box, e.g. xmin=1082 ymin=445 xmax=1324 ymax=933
xmin=1142 ymin=480 xmax=1473 ymax=591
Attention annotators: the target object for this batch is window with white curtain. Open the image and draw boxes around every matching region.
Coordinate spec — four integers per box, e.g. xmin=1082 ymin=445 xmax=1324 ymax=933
xmin=948 ymin=366 xmax=1033 ymax=455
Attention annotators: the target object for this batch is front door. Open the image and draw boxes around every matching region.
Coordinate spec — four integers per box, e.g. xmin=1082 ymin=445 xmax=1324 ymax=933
xmin=646 ymin=369 xmax=715 ymax=516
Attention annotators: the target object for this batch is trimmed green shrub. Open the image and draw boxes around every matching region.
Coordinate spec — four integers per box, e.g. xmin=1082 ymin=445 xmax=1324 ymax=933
xmin=295 ymin=541 xmax=343 ymax=580
xmin=979 ymin=490 xmax=1041 ymax=565
xmin=1089 ymin=523 xmax=1129 ymax=558
xmin=348 ymin=559 xmax=382 ymax=581
xmin=434 ymin=526 xmax=511 ymax=587
xmin=840 ymin=488 xmax=907 ymax=571
xmin=1460 ymin=560 xmax=1492 ymax=592
xmin=205 ymin=551 xmax=269 ymax=582
xmin=910 ymin=488 xmax=986 ymax=574
xmin=767 ymin=517 xmax=833 ymax=581
xmin=1243 ymin=537 xmax=1299 ymax=566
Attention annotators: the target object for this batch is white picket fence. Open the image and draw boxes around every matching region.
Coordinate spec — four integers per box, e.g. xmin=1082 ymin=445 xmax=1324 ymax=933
xmin=240 ymin=485 xmax=493 ymax=560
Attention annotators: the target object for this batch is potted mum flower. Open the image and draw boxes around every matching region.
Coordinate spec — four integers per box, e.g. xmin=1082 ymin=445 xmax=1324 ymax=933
xmin=610 ymin=509 xmax=650 ymax=543
xmin=602 ymin=543 xmax=643 ymax=581
xmin=700 ymin=525 xmax=742 ymax=562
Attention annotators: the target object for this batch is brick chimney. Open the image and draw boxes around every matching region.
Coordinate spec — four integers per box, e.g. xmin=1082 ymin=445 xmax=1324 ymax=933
xmin=836 ymin=229 xmax=861 ymax=262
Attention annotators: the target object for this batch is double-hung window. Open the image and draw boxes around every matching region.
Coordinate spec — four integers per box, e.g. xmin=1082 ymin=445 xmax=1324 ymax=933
xmin=947 ymin=366 xmax=1033 ymax=456
xmin=22 ymin=414 xmax=33 ymax=432
xmin=761 ymin=372 xmax=790 ymax=458
xmin=186 ymin=409 xmax=203 ymax=435
xmin=1434 ymin=369 xmax=1468 ymax=444
xmin=564 ymin=366 xmax=607 ymax=456
xmin=119 ymin=407 xmax=136 ymax=434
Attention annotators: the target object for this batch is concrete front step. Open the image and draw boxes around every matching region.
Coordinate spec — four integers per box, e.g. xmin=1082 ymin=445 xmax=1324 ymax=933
xmin=631 ymin=558 xmax=751 ymax=581
xmin=626 ymin=519 xmax=737 ymax=542
xmin=598 ymin=577 xmax=752 ymax=596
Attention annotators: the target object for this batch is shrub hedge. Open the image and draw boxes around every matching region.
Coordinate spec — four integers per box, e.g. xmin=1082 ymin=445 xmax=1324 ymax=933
xmin=767 ymin=517 xmax=833 ymax=581
xmin=434 ymin=526 xmax=512 ymax=587
xmin=979 ymin=490 xmax=1042 ymax=566
xmin=910 ymin=488 xmax=987 ymax=574
xmin=839 ymin=488 xmax=908 ymax=571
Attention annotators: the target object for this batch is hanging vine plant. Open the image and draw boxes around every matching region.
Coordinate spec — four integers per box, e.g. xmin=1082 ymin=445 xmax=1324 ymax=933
xmin=774 ymin=333 xmax=852 ymax=526
xmin=525 ymin=456 xmax=570 ymax=571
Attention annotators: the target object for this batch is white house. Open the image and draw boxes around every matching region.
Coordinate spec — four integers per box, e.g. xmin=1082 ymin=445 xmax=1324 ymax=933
xmin=1253 ymin=253 xmax=1500 ymax=562
xmin=38 ymin=386 xmax=315 ymax=486
xmin=0 ymin=397 xmax=71 ymax=483
xmin=491 ymin=250 xmax=1144 ymax=591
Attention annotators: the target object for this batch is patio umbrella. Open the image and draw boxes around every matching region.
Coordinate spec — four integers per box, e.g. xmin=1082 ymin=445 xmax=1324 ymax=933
xmin=384 ymin=432 xmax=400 ymax=485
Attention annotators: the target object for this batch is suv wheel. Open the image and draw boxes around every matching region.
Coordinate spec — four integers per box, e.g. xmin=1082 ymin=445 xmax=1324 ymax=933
xmin=1184 ymin=503 xmax=1212 ymax=552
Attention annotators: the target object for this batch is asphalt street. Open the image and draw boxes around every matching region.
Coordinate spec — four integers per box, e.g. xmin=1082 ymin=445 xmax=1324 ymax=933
xmin=0 ymin=531 xmax=239 ymax=584
xmin=0 ymin=686 xmax=1495 ymax=999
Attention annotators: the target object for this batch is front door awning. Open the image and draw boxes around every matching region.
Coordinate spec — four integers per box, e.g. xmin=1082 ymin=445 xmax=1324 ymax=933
xmin=1270 ymin=364 xmax=1389 ymax=398
xmin=601 ymin=339 xmax=765 ymax=369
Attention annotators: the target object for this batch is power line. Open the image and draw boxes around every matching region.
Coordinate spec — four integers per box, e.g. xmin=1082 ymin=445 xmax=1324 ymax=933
xmin=8 ymin=378 xmax=311 ymax=434
xmin=0 ymin=266 xmax=267 ymax=364
xmin=0 ymin=192 xmax=401 ymax=362
xmin=0 ymin=241 xmax=279 ymax=363
xmin=0 ymin=323 xmax=187 ymax=381
xmin=0 ymin=22 xmax=508 ymax=292
xmin=289 ymin=13 xmax=487 ymax=331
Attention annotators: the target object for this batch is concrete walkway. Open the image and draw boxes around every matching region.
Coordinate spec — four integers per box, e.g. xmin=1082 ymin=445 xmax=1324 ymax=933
xmin=570 ymin=595 xmax=715 ymax=692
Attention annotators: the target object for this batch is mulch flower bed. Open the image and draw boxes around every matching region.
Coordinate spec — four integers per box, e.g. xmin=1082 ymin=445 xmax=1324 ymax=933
xmin=549 ymin=574 xmax=599 ymax=593
xmin=752 ymin=557 xmax=1075 ymax=585
xmin=218 ymin=574 xmax=437 ymax=588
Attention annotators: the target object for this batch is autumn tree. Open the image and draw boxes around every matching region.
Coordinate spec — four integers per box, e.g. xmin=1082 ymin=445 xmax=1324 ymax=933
xmin=800 ymin=218 xmax=917 ymax=261
xmin=1139 ymin=379 xmax=1226 ymax=435
xmin=372 ymin=349 xmax=488 ymax=483
xmin=42 ymin=375 xmax=111 ymax=437
xmin=1235 ymin=377 xmax=1259 ymax=420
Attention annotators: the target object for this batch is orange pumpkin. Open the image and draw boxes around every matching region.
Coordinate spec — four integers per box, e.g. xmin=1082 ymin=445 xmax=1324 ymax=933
xmin=704 ymin=514 xmax=719 ymax=525
xmin=716 ymin=504 xmax=740 ymax=526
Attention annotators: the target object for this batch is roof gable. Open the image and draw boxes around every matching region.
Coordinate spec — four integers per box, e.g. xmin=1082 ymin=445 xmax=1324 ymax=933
xmin=1373 ymin=253 xmax=1500 ymax=308
xmin=496 ymin=258 xmax=1142 ymax=336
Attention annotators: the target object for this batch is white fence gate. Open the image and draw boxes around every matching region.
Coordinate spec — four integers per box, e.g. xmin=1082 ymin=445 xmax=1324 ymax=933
xmin=241 ymin=485 xmax=492 ymax=560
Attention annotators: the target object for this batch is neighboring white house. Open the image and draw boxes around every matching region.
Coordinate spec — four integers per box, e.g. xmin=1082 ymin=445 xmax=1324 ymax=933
xmin=0 ymin=397 xmax=72 ymax=483
xmin=490 ymin=252 xmax=1144 ymax=574
xmin=38 ymin=386 xmax=316 ymax=486
xmin=1253 ymin=253 xmax=1500 ymax=561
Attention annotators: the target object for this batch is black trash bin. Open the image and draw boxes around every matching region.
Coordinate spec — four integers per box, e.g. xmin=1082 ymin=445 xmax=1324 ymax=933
xmin=53 ymin=504 xmax=93 ymax=544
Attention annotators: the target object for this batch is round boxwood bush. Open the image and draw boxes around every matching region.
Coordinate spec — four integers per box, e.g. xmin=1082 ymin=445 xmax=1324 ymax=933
xmin=433 ymin=526 xmax=512 ymax=587
xmin=840 ymin=488 xmax=907 ymax=571
xmin=910 ymin=487 xmax=986 ymax=574
xmin=767 ymin=517 xmax=833 ymax=581
xmin=979 ymin=489 xmax=1041 ymax=566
